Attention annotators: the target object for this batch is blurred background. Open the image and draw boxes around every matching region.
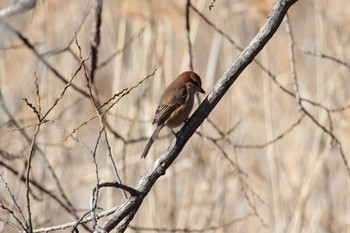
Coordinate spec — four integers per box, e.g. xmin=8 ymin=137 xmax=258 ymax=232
xmin=0 ymin=0 xmax=349 ymax=232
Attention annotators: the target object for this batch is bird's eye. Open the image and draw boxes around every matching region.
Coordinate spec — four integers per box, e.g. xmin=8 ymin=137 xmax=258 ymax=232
xmin=189 ymin=78 xmax=198 ymax=85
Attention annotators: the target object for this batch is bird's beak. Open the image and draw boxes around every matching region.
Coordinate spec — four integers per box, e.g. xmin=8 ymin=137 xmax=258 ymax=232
xmin=197 ymin=86 xmax=205 ymax=94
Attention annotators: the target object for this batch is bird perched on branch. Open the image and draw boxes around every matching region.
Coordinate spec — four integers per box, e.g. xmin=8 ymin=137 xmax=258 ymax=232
xmin=141 ymin=71 xmax=205 ymax=159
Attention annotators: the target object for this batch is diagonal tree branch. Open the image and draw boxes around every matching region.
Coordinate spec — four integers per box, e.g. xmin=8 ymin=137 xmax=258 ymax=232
xmin=98 ymin=0 xmax=299 ymax=232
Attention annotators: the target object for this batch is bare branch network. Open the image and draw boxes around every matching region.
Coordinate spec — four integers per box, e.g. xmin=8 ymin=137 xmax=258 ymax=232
xmin=0 ymin=0 xmax=349 ymax=232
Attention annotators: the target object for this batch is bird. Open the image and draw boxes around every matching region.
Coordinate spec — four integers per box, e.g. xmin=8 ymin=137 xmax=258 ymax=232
xmin=141 ymin=71 xmax=205 ymax=159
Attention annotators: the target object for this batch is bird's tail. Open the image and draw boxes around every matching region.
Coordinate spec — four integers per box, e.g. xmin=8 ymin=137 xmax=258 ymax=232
xmin=141 ymin=124 xmax=163 ymax=159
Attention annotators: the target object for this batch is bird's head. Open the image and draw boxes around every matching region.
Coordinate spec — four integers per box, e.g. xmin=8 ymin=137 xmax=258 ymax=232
xmin=183 ymin=71 xmax=205 ymax=94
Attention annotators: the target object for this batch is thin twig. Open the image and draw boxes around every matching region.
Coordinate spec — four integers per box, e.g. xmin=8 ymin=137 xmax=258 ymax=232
xmin=0 ymin=216 xmax=23 ymax=232
xmin=42 ymin=53 xmax=91 ymax=120
xmin=297 ymin=47 xmax=350 ymax=71
xmin=237 ymin=173 xmax=268 ymax=228
xmin=235 ymin=113 xmax=305 ymax=149
xmin=25 ymin=124 xmax=41 ymax=233
xmin=208 ymin=0 xmax=217 ymax=10
xmin=285 ymin=15 xmax=301 ymax=108
xmin=32 ymin=205 xmax=121 ymax=232
xmin=0 ymin=175 xmax=27 ymax=231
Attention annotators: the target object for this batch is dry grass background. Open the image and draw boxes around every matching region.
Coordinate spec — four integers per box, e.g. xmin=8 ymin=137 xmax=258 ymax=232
xmin=0 ymin=0 xmax=350 ymax=232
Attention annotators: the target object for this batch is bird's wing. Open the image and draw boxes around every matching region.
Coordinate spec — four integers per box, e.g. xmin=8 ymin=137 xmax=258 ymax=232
xmin=152 ymin=85 xmax=188 ymax=125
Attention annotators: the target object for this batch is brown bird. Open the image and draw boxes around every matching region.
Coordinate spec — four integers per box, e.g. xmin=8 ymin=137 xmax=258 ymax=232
xmin=141 ymin=71 xmax=205 ymax=159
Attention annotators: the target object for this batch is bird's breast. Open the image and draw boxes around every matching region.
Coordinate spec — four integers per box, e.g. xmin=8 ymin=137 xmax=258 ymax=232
xmin=165 ymin=95 xmax=194 ymax=128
